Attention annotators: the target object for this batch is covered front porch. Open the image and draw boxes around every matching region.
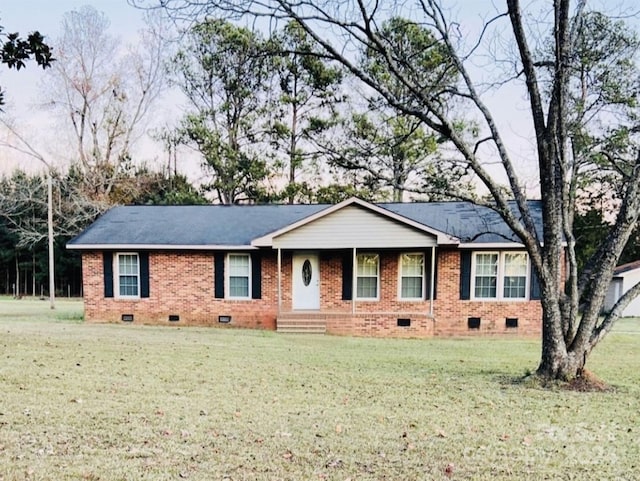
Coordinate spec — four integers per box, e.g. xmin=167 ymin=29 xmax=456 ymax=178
xmin=250 ymin=198 xmax=455 ymax=335
xmin=272 ymin=248 xmax=438 ymax=334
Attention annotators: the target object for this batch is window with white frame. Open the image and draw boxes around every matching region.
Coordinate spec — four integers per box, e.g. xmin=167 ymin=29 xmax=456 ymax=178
xmin=117 ymin=253 xmax=140 ymax=297
xmin=400 ymin=253 xmax=424 ymax=299
xmin=472 ymin=252 xmax=528 ymax=300
xmin=474 ymin=253 xmax=498 ymax=298
xmin=503 ymin=253 xmax=528 ymax=298
xmin=356 ymin=253 xmax=379 ymax=299
xmin=228 ymin=254 xmax=250 ymax=298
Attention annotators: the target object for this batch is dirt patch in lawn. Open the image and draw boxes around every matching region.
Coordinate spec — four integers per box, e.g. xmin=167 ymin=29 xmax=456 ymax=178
xmin=516 ymin=369 xmax=616 ymax=392
xmin=564 ymin=369 xmax=614 ymax=392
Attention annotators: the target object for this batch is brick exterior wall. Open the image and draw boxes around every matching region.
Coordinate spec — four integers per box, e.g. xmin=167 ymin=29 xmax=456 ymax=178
xmin=82 ymin=251 xmax=278 ymax=329
xmin=81 ymin=248 xmax=542 ymax=337
xmin=432 ymin=249 xmax=542 ymax=336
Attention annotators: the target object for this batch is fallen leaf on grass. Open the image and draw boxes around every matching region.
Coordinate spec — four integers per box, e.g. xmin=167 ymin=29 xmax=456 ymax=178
xmin=445 ymin=463 xmax=455 ymax=477
xmin=283 ymin=450 xmax=294 ymax=460
xmin=325 ymin=458 xmax=343 ymax=469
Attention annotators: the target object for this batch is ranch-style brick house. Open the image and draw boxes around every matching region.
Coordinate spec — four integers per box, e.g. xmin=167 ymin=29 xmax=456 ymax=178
xmin=67 ymin=197 xmax=544 ymax=337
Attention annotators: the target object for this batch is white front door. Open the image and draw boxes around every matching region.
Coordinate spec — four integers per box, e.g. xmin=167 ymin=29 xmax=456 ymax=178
xmin=292 ymin=253 xmax=320 ymax=310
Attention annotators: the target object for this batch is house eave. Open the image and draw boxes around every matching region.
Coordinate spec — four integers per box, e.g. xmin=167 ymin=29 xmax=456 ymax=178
xmin=457 ymin=241 xmax=567 ymax=249
xmin=66 ymin=243 xmax=256 ymax=251
xmin=457 ymin=242 xmax=526 ymax=249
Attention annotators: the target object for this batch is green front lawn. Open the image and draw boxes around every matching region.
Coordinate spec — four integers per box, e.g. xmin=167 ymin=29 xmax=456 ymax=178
xmin=0 ymin=298 xmax=639 ymax=480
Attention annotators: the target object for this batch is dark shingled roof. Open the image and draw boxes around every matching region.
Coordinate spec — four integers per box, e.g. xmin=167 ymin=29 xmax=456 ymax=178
xmin=67 ymin=199 xmax=543 ymax=248
xmin=68 ymin=204 xmax=328 ymax=247
xmin=384 ymin=200 xmax=543 ymax=243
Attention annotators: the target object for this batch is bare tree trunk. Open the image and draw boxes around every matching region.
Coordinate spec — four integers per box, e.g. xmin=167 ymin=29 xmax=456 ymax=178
xmin=32 ymin=252 xmax=36 ymax=297
xmin=537 ymin=301 xmax=582 ymax=380
xmin=288 ymin=100 xmax=298 ymax=205
xmin=15 ymin=255 xmax=19 ymax=298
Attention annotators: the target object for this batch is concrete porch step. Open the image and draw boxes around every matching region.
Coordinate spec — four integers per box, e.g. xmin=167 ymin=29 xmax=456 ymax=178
xmin=276 ymin=317 xmax=326 ymax=334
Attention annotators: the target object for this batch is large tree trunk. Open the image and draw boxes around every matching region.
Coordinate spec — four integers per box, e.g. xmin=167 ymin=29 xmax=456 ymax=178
xmin=537 ymin=309 xmax=585 ymax=380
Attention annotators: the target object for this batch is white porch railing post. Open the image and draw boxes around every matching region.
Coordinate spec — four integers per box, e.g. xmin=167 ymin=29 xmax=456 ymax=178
xmin=277 ymin=248 xmax=282 ymax=315
xmin=429 ymin=245 xmax=436 ymax=316
xmin=352 ymin=247 xmax=357 ymax=315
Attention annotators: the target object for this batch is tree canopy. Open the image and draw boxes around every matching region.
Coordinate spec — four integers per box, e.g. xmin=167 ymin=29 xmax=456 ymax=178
xmin=171 ymin=18 xmax=272 ymax=204
xmin=268 ymin=20 xmax=345 ymax=203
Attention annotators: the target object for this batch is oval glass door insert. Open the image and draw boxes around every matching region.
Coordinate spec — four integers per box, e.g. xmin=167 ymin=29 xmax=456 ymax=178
xmin=302 ymin=259 xmax=312 ymax=286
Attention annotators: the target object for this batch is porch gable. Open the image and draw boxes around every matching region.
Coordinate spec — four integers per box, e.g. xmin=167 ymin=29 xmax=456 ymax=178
xmin=249 ymin=197 xmax=455 ymax=249
xmin=273 ymin=204 xmax=436 ymax=249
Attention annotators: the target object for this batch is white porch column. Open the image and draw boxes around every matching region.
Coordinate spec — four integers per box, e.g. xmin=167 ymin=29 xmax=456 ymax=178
xmin=277 ymin=248 xmax=282 ymax=315
xmin=429 ymin=246 xmax=436 ymax=316
xmin=352 ymin=247 xmax=357 ymax=315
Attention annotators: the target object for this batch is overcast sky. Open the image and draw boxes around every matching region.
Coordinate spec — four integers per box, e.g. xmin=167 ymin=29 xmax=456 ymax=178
xmin=3 ymin=1 xmax=633 ymax=195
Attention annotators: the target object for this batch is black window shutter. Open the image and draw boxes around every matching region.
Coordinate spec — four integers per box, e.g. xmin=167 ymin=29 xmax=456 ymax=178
xmin=103 ymin=252 xmax=114 ymax=298
xmin=460 ymin=251 xmax=472 ymax=300
xmin=139 ymin=252 xmax=150 ymax=298
xmin=424 ymin=250 xmax=437 ymax=300
xmin=214 ymin=253 xmax=225 ymax=298
xmin=342 ymin=252 xmax=353 ymax=300
xmin=251 ymin=252 xmax=262 ymax=299
xmin=530 ymin=265 xmax=541 ymax=300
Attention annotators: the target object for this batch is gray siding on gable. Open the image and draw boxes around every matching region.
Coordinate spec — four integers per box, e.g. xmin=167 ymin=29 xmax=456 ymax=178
xmin=272 ymin=205 xmax=436 ymax=249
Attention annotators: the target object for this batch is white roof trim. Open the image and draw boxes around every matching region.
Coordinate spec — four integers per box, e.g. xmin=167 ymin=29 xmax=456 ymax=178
xmin=613 ymin=269 xmax=640 ymax=278
xmin=458 ymin=242 xmax=526 ymax=249
xmin=251 ymin=197 xmax=458 ymax=247
xmin=66 ymin=244 xmax=256 ymax=251
xmin=458 ymin=241 xmax=565 ymax=249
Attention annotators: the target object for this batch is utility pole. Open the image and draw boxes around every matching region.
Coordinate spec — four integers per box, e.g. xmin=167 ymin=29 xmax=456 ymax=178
xmin=47 ymin=173 xmax=55 ymax=309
